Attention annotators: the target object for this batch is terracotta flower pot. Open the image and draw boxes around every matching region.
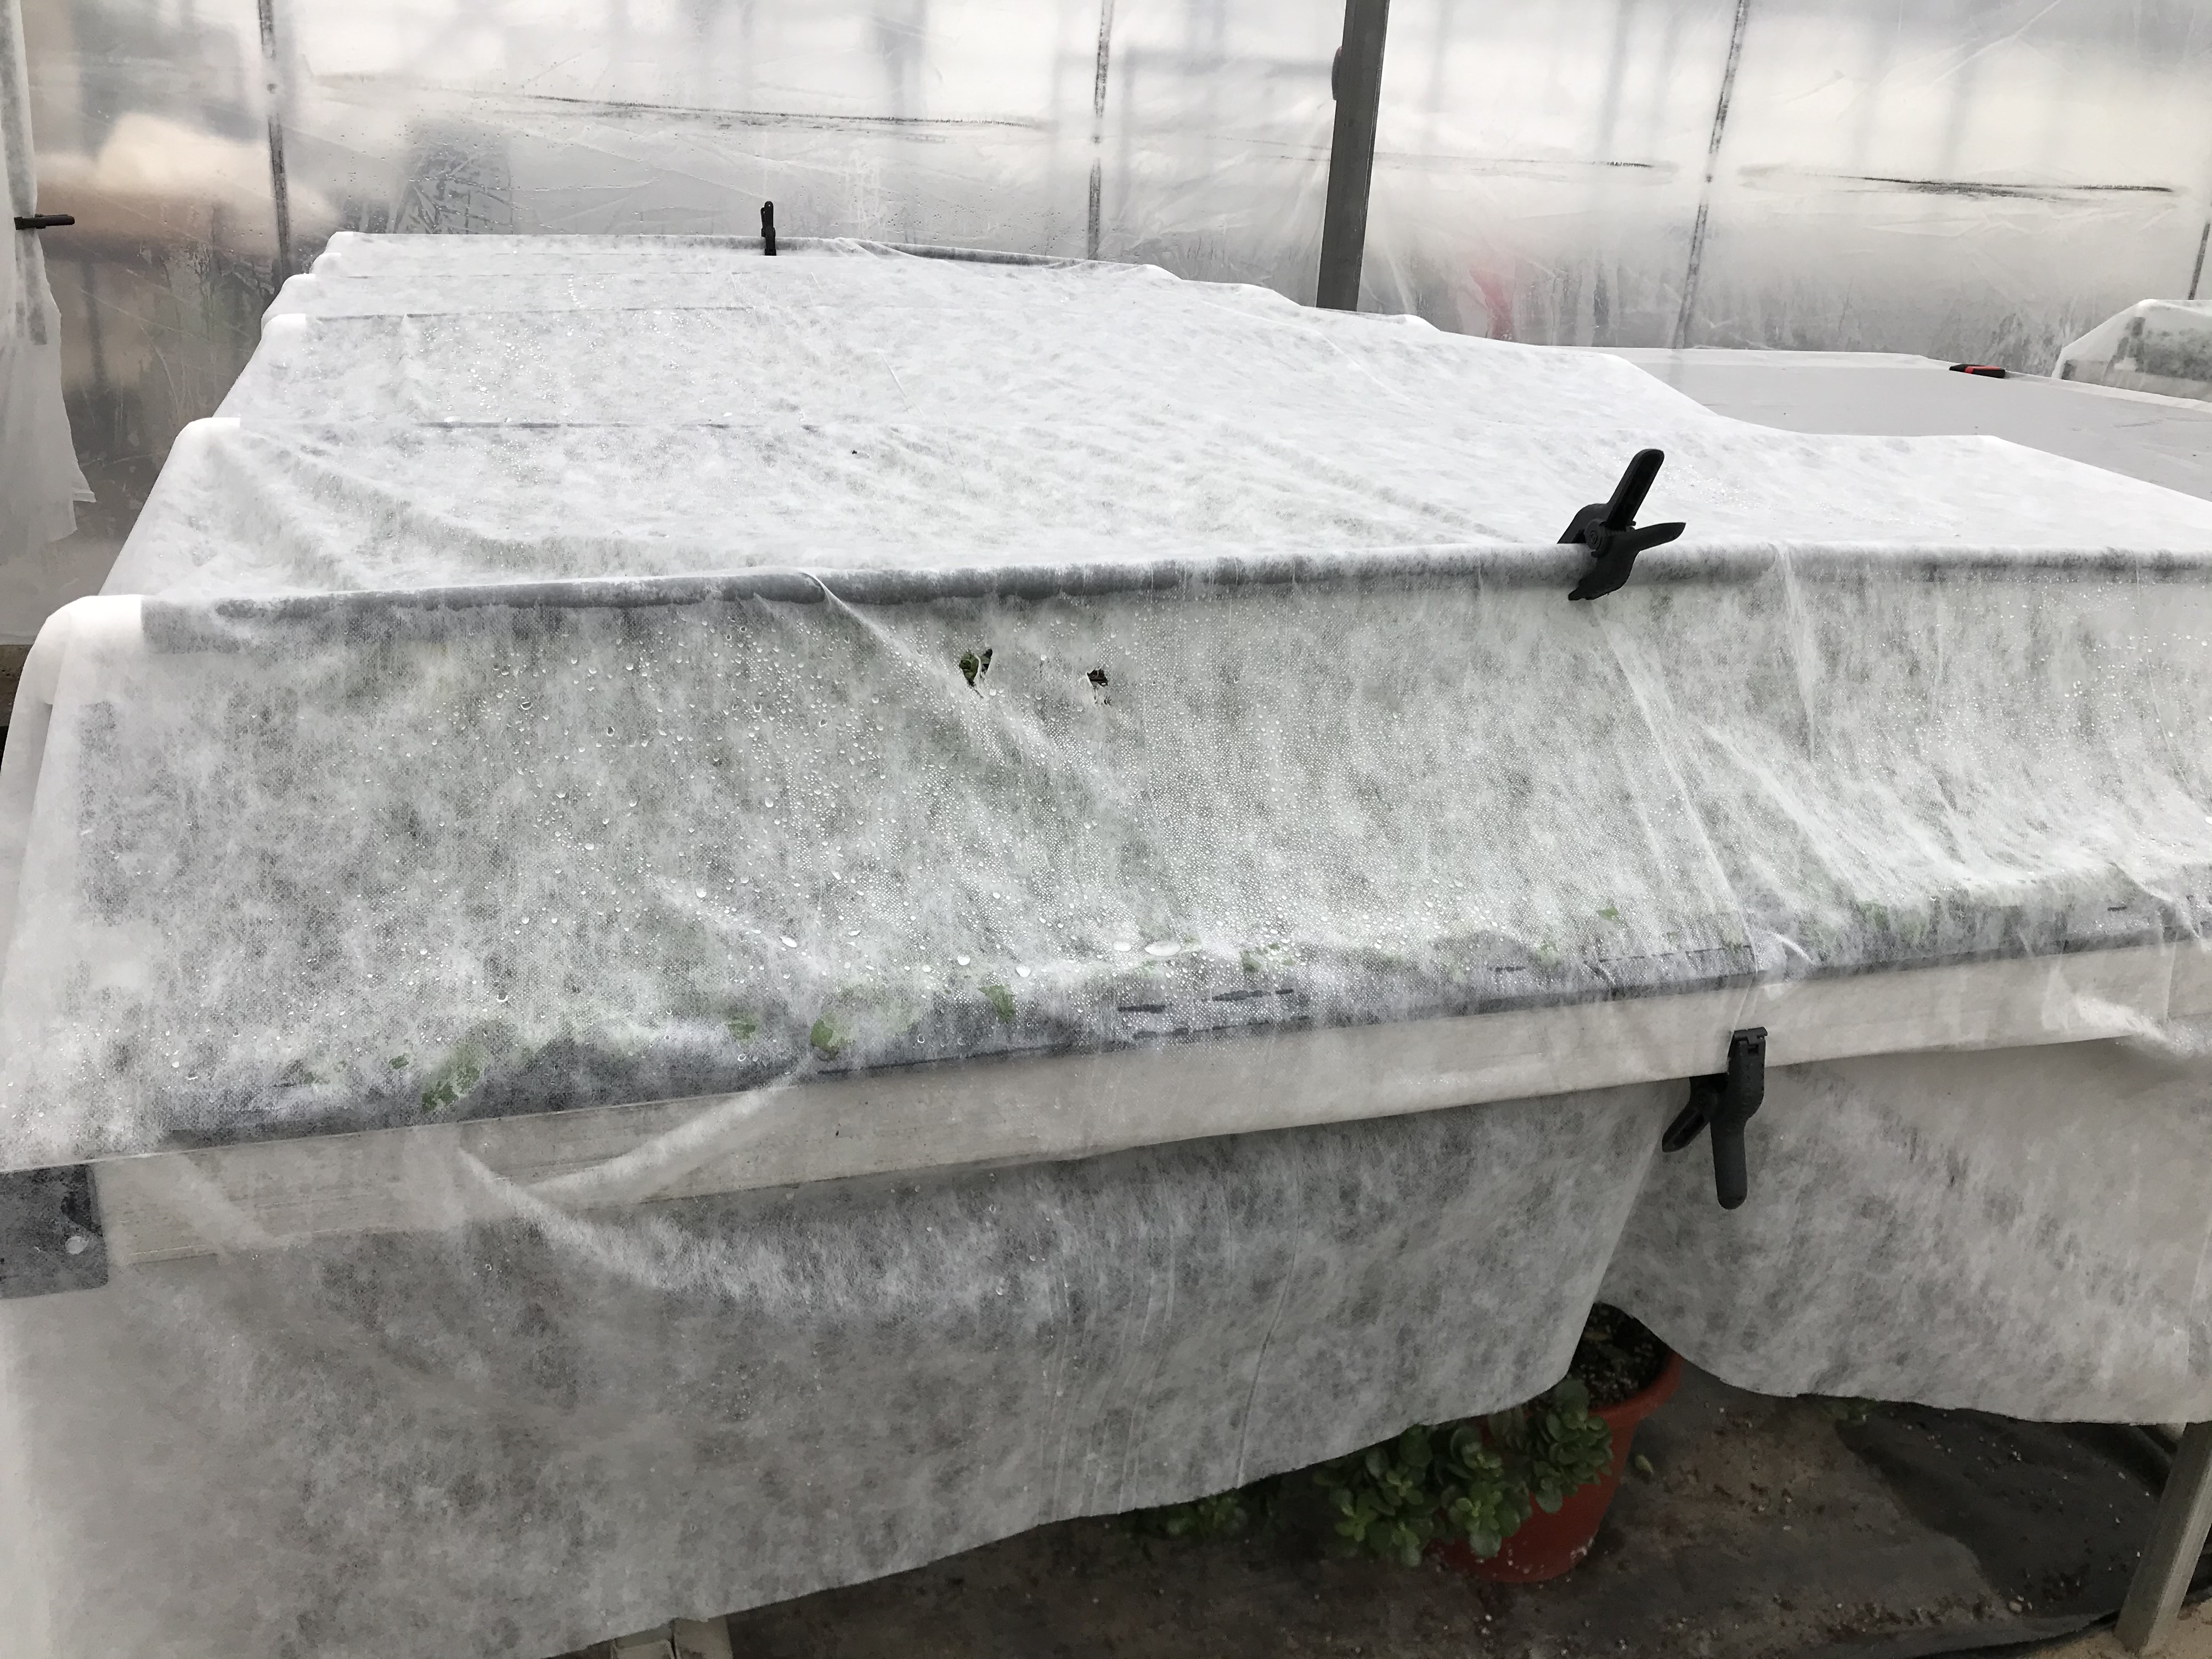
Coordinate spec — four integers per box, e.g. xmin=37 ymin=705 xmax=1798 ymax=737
xmin=1436 ymin=1350 xmax=1684 ymax=1584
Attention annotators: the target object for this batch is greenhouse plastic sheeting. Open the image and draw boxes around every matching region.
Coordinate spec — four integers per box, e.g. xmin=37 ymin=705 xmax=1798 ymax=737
xmin=0 ymin=0 xmax=87 ymax=586
xmin=1358 ymin=0 xmax=2212 ymax=362
xmin=2057 ymin=300 xmax=2212 ymax=404
xmin=9 ymin=239 xmax=2212 ymax=1657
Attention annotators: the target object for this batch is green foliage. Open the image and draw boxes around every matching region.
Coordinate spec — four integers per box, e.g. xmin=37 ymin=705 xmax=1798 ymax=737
xmin=809 ymin=1015 xmax=844 ymax=1057
xmin=1817 ymin=1396 xmax=1879 ymax=1425
xmin=982 ymin=982 xmax=1015 ymax=1023
xmin=1313 ymin=1380 xmax=1613 ymax=1565
xmin=1238 ymin=941 xmax=1291 ymax=975
xmin=1125 ymin=1483 xmax=1271 ymax=1543
xmin=958 ymin=647 xmax=994 ymax=687
xmin=419 ymin=1052 xmax=484 ymax=1113
xmin=1488 ymin=1377 xmax=1613 ymax=1515
xmin=416 ymin=1033 xmax=495 ymax=1114
xmin=726 ymin=1011 xmax=760 ymax=1041
xmin=1126 ymin=1377 xmax=1617 ymax=1569
xmin=1313 ymin=1426 xmax=1450 ymax=1566
xmin=1316 ymin=1422 xmax=1525 ymax=1565
xmin=380 ymin=1021 xmax=518 ymax=1116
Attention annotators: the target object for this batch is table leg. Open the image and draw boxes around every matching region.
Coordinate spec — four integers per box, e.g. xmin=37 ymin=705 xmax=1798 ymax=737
xmin=2118 ymin=1421 xmax=2212 ymax=1652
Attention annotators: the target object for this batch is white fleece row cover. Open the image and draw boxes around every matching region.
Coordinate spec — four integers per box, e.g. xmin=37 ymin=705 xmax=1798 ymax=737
xmin=6 ymin=237 xmax=2212 ymax=1659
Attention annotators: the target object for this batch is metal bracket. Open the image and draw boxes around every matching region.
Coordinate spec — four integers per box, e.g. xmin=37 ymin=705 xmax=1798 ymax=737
xmin=0 ymin=1164 xmax=107 ymax=1298
xmin=1561 ymin=448 xmax=1686 ymax=601
xmin=13 ymin=213 xmax=74 ymax=232
xmin=1661 ymin=1027 xmax=1767 ymax=1210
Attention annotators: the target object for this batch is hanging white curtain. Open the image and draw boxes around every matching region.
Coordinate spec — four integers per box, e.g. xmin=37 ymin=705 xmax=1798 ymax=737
xmin=0 ymin=0 xmax=85 ymax=577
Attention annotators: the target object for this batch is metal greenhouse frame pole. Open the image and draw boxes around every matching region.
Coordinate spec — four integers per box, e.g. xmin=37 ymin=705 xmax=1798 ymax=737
xmin=255 ymin=0 xmax=294 ymax=281
xmin=2117 ymin=1423 xmax=2212 ymax=1652
xmin=1316 ymin=0 xmax=1388 ymax=311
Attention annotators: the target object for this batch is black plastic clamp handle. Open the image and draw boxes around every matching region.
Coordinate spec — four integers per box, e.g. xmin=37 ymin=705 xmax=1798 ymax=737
xmin=13 ymin=214 xmax=74 ymax=231
xmin=761 ymin=200 xmax=776 ymax=257
xmin=1560 ymin=448 xmax=1687 ymax=601
xmin=1661 ymin=1027 xmax=1768 ymax=1209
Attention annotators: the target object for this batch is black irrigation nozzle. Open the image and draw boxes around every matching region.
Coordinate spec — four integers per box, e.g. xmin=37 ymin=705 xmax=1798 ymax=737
xmin=761 ymin=200 xmax=777 ymax=257
xmin=13 ymin=213 xmax=73 ymax=231
xmin=1662 ymin=1028 xmax=1767 ymax=1210
xmin=1561 ymin=448 xmax=1686 ymax=601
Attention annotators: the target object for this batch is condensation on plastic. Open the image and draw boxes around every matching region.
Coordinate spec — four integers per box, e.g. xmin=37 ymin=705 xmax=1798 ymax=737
xmin=0 ymin=0 xmax=88 ymax=609
xmin=11 ymin=238 xmax=2212 ymax=1657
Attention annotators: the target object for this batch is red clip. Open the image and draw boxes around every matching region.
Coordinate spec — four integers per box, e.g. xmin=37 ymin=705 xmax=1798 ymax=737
xmin=1948 ymin=363 xmax=2008 ymax=378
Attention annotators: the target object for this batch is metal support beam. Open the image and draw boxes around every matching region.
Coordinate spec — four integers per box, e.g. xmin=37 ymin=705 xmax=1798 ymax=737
xmin=42 ymin=945 xmax=2186 ymax=1282
xmin=2118 ymin=1420 xmax=2212 ymax=1652
xmin=1086 ymin=0 xmax=1115 ymax=261
xmin=1672 ymin=0 xmax=1752 ymax=349
xmin=255 ymin=0 xmax=294 ymax=283
xmin=1316 ymin=0 xmax=1389 ymax=311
